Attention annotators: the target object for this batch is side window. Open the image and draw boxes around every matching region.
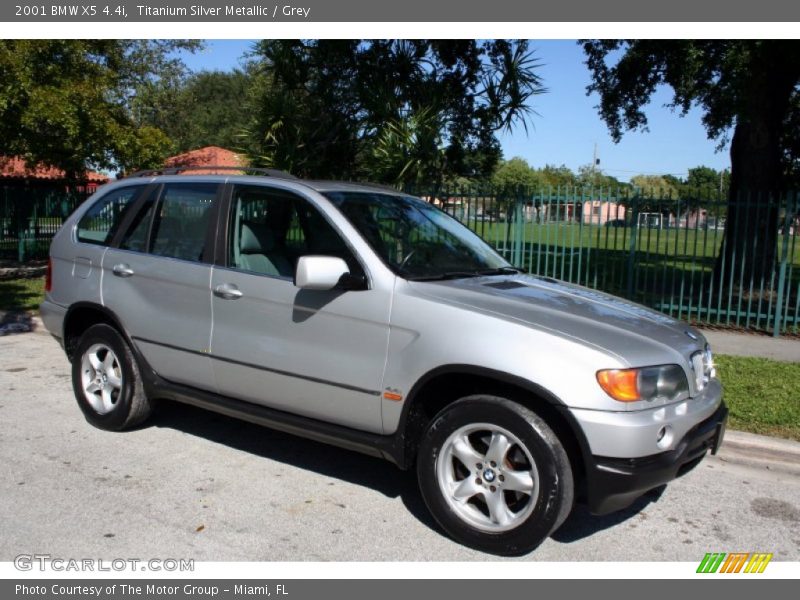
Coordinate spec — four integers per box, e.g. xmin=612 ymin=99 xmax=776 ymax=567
xmin=149 ymin=183 xmax=217 ymax=262
xmin=76 ymin=187 xmax=140 ymax=245
xmin=228 ymin=185 xmax=362 ymax=279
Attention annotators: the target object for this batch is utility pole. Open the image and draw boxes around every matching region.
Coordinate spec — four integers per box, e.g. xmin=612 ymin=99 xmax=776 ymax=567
xmin=591 ymin=143 xmax=598 ymax=175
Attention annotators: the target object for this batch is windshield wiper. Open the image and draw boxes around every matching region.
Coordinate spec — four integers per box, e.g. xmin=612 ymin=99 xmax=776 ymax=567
xmin=406 ymin=267 xmax=521 ymax=281
xmin=406 ymin=271 xmax=485 ymax=281
xmin=475 ymin=267 xmax=521 ymax=276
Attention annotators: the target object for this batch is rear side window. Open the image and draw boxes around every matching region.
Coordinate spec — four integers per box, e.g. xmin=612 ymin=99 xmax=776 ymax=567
xmin=76 ymin=187 xmax=140 ymax=245
xmin=149 ymin=183 xmax=217 ymax=262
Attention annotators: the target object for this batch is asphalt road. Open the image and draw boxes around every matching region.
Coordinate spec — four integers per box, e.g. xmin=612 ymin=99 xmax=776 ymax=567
xmin=1 ymin=331 xmax=799 ymax=561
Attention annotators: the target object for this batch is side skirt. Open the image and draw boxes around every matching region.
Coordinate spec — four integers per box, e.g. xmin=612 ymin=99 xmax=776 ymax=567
xmin=145 ymin=375 xmax=406 ymax=468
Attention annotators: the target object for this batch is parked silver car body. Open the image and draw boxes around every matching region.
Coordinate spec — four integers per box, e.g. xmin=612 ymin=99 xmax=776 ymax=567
xmin=41 ymin=173 xmax=727 ymax=555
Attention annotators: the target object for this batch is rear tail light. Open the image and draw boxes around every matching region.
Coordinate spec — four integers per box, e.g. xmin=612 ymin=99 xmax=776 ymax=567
xmin=45 ymin=258 xmax=53 ymax=293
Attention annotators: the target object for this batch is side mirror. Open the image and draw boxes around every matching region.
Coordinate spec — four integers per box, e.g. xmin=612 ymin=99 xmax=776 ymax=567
xmin=294 ymin=256 xmax=351 ymax=291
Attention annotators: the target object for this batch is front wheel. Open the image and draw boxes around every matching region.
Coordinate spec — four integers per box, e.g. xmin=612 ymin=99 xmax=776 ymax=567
xmin=417 ymin=395 xmax=574 ymax=555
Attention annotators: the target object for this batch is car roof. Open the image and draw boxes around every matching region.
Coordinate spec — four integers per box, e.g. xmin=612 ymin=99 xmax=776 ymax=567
xmin=118 ymin=170 xmax=407 ymax=197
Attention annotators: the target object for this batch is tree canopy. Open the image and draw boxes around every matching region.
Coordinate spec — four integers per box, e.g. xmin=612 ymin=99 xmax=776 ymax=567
xmin=581 ymin=40 xmax=800 ymax=280
xmin=247 ymin=40 xmax=545 ymax=185
xmin=133 ymin=69 xmax=256 ymax=154
xmin=0 ymin=40 xmax=199 ymax=178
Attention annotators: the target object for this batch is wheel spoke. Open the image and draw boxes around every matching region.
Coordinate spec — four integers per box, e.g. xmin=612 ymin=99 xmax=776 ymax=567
xmin=85 ymin=382 xmax=102 ymax=394
xmin=102 ymin=352 xmax=116 ymax=372
xmin=485 ymin=490 xmax=514 ymax=527
xmin=88 ymin=352 xmax=102 ymax=371
xmin=451 ymin=435 xmax=483 ymax=469
xmin=503 ymin=469 xmax=535 ymax=494
xmin=485 ymin=431 xmax=511 ymax=466
xmin=101 ymin=387 xmax=115 ymax=411
xmin=452 ymin=477 xmax=482 ymax=503
xmin=106 ymin=373 xmax=122 ymax=389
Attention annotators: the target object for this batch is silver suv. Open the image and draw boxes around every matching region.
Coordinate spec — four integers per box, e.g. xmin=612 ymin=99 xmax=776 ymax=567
xmin=41 ymin=169 xmax=727 ymax=555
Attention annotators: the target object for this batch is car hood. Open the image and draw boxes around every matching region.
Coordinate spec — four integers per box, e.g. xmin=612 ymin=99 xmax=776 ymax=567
xmin=413 ymin=274 xmax=706 ymax=367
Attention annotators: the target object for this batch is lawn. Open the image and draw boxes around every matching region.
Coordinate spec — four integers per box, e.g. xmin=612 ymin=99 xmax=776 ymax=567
xmin=0 ymin=276 xmax=45 ymax=312
xmin=715 ymin=354 xmax=800 ymax=441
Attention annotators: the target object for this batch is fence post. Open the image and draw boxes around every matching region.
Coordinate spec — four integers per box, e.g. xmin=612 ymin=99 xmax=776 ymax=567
xmin=773 ymin=191 xmax=795 ymax=338
xmin=626 ymin=196 xmax=640 ymax=298
xmin=17 ymin=229 xmax=28 ymax=263
xmin=511 ymin=195 xmax=525 ymax=267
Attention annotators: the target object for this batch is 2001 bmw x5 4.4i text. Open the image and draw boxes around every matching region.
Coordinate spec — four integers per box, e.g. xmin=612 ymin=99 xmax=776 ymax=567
xmin=41 ymin=167 xmax=727 ymax=555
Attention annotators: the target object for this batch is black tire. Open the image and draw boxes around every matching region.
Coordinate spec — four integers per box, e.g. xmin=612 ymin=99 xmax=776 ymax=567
xmin=417 ymin=395 xmax=574 ymax=556
xmin=71 ymin=323 xmax=153 ymax=431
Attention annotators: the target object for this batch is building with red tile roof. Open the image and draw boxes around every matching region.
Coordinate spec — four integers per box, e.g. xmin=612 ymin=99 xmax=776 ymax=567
xmin=0 ymin=156 xmax=109 ymax=193
xmin=163 ymin=146 xmax=249 ymax=174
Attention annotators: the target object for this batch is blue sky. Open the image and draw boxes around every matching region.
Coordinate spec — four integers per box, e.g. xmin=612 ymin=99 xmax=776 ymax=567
xmin=180 ymin=40 xmax=732 ymax=183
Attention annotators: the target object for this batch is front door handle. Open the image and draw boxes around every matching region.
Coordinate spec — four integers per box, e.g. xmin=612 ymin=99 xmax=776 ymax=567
xmin=112 ymin=263 xmax=134 ymax=278
xmin=214 ymin=283 xmax=243 ymax=300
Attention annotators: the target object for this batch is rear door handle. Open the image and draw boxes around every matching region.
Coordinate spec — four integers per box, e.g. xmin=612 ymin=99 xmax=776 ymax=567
xmin=214 ymin=283 xmax=243 ymax=300
xmin=112 ymin=263 xmax=134 ymax=278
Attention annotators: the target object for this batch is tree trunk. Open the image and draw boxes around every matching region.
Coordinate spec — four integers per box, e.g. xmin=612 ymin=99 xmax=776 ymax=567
xmin=715 ymin=43 xmax=800 ymax=289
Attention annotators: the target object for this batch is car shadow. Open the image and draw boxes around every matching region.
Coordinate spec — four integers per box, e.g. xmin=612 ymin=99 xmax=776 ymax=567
xmin=150 ymin=400 xmax=654 ymax=547
xmin=150 ymin=400 xmax=440 ymax=532
xmin=551 ymin=487 xmax=664 ymax=543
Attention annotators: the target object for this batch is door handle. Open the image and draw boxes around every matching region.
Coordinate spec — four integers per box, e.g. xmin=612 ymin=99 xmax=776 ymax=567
xmin=112 ymin=263 xmax=134 ymax=278
xmin=214 ymin=283 xmax=243 ymax=300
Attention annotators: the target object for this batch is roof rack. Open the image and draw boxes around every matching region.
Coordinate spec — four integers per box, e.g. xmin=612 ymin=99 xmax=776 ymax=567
xmin=126 ymin=165 xmax=298 ymax=179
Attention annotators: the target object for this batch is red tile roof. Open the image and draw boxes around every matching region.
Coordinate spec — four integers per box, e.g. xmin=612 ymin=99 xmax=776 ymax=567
xmin=0 ymin=156 xmax=109 ymax=183
xmin=163 ymin=146 xmax=248 ymax=174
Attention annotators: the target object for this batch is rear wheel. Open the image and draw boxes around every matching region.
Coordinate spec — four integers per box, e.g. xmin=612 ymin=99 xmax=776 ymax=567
xmin=71 ymin=324 xmax=153 ymax=430
xmin=417 ymin=395 xmax=573 ymax=555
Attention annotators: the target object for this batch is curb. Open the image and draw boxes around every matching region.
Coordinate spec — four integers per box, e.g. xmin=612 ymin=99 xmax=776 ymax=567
xmin=31 ymin=313 xmax=46 ymax=333
xmin=715 ymin=430 xmax=800 ymax=475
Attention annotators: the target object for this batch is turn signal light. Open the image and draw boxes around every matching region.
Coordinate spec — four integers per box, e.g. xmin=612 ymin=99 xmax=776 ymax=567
xmin=596 ymin=369 xmax=640 ymax=402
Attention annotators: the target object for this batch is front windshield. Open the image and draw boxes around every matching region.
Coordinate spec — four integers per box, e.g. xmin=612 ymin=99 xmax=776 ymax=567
xmin=323 ymin=191 xmax=513 ymax=280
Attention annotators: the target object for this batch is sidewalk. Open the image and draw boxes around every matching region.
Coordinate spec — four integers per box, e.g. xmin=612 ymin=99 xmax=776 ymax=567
xmin=700 ymin=329 xmax=800 ymax=362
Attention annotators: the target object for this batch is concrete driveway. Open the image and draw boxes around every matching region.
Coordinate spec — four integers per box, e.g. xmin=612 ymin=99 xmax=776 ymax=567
xmin=1 ymin=331 xmax=799 ymax=561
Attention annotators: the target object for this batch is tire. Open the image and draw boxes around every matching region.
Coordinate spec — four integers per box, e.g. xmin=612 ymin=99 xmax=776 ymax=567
xmin=71 ymin=323 xmax=153 ymax=431
xmin=417 ymin=395 xmax=574 ymax=556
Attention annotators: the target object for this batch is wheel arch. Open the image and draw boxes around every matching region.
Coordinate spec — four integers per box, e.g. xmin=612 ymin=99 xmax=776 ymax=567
xmin=394 ymin=365 xmax=591 ymax=497
xmin=63 ymin=302 xmax=131 ymax=362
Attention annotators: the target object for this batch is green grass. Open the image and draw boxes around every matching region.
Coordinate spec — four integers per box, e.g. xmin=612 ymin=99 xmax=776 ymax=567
xmin=715 ymin=354 xmax=800 ymax=441
xmin=467 ymin=221 xmax=800 ymax=263
xmin=0 ymin=277 xmax=45 ymax=312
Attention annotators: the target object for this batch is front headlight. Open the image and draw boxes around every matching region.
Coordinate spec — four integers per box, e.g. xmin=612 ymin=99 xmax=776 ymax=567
xmin=596 ymin=365 xmax=690 ymax=403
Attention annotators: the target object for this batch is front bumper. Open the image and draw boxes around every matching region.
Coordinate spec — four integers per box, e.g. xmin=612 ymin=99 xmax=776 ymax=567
xmin=585 ymin=401 xmax=728 ymax=514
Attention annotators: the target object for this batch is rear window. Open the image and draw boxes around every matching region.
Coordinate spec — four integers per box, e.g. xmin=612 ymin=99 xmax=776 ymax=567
xmin=76 ymin=187 xmax=141 ymax=246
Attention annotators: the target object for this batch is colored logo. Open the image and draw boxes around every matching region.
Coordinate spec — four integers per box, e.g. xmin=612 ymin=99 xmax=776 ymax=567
xmin=697 ymin=552 xmax=773 ymax=574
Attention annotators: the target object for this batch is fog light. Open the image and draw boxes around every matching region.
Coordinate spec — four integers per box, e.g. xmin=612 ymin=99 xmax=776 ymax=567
xmin=656 ymin=425 xmax=674 ymax=450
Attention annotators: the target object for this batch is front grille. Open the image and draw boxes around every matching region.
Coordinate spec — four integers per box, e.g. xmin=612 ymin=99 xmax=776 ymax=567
xmin=690 ymin=345 xmax=715 ymax=392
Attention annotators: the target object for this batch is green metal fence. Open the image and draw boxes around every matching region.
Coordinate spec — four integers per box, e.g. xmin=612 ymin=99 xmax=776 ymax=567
xmin=408 ymin=185 xmax=800 ymax=337
xmin=1 ymin=185 xmax=89 ymax=262
xmin=2 ymin=183 xmax=799 ymax=336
